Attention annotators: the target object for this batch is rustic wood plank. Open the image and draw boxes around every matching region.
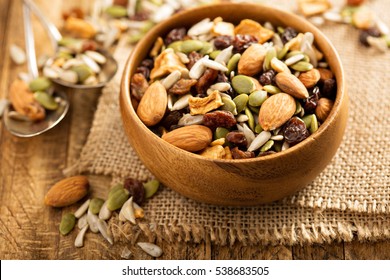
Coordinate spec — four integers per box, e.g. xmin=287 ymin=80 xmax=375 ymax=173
xmin=0 ymin=0 xmax=12 ymax=80
xmin=292 ymin=243 xmax=345 ymax=260
xmin=212 ymin=244 xmax=293 ymax=260
xmin=345 ymin=240 xmax=390 ymax=260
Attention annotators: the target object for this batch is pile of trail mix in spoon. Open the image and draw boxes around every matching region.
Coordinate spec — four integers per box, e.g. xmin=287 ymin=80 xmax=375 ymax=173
xmin=131 ymin=17 xmax=338 ymax=160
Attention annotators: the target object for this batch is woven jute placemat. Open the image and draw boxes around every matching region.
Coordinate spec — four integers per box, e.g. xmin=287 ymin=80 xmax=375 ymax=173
xmin=77 ymin=0 xmax=390 ymax=245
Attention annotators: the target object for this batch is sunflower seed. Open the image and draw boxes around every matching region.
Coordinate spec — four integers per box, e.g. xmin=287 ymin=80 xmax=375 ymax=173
xmin=7 ymin=111 xmax=31 ymax=122
xmin=171 ymin=94 xmax=191 ymax=111
xmin=270 ymin=57 xmax=291 ymax=74
xmin=161 ymin=70 xmax=181 ymax=89
xmin=271 ymin=135 xmax=284 ymax=141
xmin=97 ymin=219 xmax=113 ymax=245
xmin=375 ymin=19 xmax=389 ymax=35
xmin=176 ymin=52 xmax=190 ymax=64
xmin=127 ymin=0 xmax=137 ymax=17
xmin=10 ymin=44 xmax=26 ymax=65
xmin=189 ymin=56 xmax=208 ymax=79
xmin=323 ymin=11 xmax=345 ymax=23
xmin=178 ymin=113 xmax=204 ymax=126
xmin=85 ymin=50 xmax=107 ymax=64
xmin=210 ymin=82 xmax=231 ymax=92
xmin=78 ymin=214 xmax=88 ymax=229
xmin=119 ymin=197 xmax=136 ymax=224
xmin=367 ymin=36 xmax=388 ymax=53
xmin=121 ymin=247 xmax=132 ymax=259
xmin=272 ymin=33 xmax=283 ymax=49
xmin=167 ymin=94 xmax=173 ymax=110
xmin=18 ymin=72 xmax=32 ymax=83
xmin=309 ymin=16 xmax=325 ymax=26
xmin=248 ymin=131 xmax=272 ymax=152
xmin=81 ymin=54 xmax=101 ymax=73
xmin=236 ymin=114 xmax=249 ymax=123
xmin=301 ymin=41 xmax=317 ymax=67
xmin=104 ymin=27 xmax=119 ymax=49
xmin=74 ymin=199 xmax=90 ymax=219
xmin=284 ymin=54 xmax=305 ymax=66
xmin=137 ymin=242 xmax=163 ymax=257
xmin=152 ymin=4 xmax=174 ymax=23
xmin=202 ymin=59 xmax=228 ymax=72
xmin=188 ymin=18 xmax=213 ymax=36
xmin=318 ymin=62 xmax=329 ymax=68
xmin=214 ymin=46 xmax=233 ymax=65
xmin=43 ymin=67 xmax=59 ymax=79
xmin=74 ymin=224 xmax=89 ymax=248
xmin=87 ymin=209 xmax=99 ymax=233
xmin=83 ymin=75 xmax=98 ymax=85
xmin=62 ymin=59 xmax=82 ymax=70
xmin=243 ymin=123 xmax=255 ymax=147
xmin=0 ymin=99 xmax=10 ymax=118
xmin=98 ymin=200 xmax=112 ymax=220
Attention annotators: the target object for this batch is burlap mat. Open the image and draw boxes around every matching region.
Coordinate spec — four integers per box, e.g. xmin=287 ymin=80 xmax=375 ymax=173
xmin=77 ymin=0 xmax=390 ymax=245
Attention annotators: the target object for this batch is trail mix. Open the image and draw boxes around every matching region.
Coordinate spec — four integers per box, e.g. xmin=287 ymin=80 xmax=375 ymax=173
xmin=131 ymin=17 xmax=338 ymax=159
xmin=297 ymin=0 xmax=390 ymax=52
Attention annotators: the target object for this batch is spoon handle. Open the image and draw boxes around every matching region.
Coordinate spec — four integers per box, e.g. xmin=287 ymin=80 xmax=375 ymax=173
xmin=22 ymin=4 xmax=38 ymax=79
xmin=23 ymin=0 xmax=62 ymax=49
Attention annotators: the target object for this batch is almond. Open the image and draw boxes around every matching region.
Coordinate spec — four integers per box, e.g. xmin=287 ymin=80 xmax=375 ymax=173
xmin=259 ymin=93 xmax=296 ymax=131
xmin=315 ymin=97 xmax=334 ymax=122
xmin=237 ymin=44 xmax=267 ymax=76
xmin=317 ymin=68 xmax=334 ymax=82
xmin=275 ymin=72 xmax=309 ymax=99
xmin=137 ymin=81 xmax=167 ymax=126
xmin=161 ymin=125 xmax=212 ymax=152
xmin=298 ymin=68 xmax=321 ymax=88
xmin=45 ymin=176 xmax=89 ymax=207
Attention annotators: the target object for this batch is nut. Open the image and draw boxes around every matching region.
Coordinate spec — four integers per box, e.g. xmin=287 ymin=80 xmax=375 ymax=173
xmin=237 ymin=44 xmax=267 ymax=76
xmin=200 ymin=145 xmax=226 ymax=159
xmin=315 ymin=97 xmax=334 ymax=122
xmin=297 ymin=0 xmax=331 ymax=17
xmin=150 ymin=48 xmax=189 ymax=80
xmin=44 ymin=176 xmax=89 ymax=207
xmin=259 ymin=93 xmax=296 ymax=131
xmin=275 ymin=72 xmax=309 ymax=99
xmin=161 ymin=125 xmax=212 ymax=152
xmin=318 ymin=68 xmax=334 ymax=82
xmin=137 ymin=81 xmax=167 ymax=126
xmin=298 ymin=68 xmax=321 ymax=88
xmin=64 ymin=17 xmax=97 ymax=39
xmin=234 ymin=19 xmax=274 ymax=44
xmin=188 ymin=90 xmax=223 ymax=115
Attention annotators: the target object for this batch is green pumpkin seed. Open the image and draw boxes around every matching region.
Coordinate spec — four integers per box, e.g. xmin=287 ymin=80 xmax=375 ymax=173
xmin=59 ymin=213 xmax=76 ymax=236
xmin=57 ymin=51 xmax=73 ymax=60
xmin=220 ymin=97 xmax=238 ymax=115
xmin=143 ymin=179 xmax=160 ymax=199
xmin=89 ymin=198 xmax=105 ymax=215
xmin=277 ymin=46 xmax=289 ymax=60
xmin=232 ymin=75 xmax=256 ymax=94
xmin=199 ymin=42 xmax=213 ymax=55
xmin=58 ymin=37 xmax=80 ymax=47
xmin=277 ymin=26 xmax=285 ymax=34
xmin=180 ymin=40 xmax=204 ymax=54
xmin=33 ymin=91 xmax=58 ymax=110
xmin=255 ymin=124 xmax=263 ymax=134
xmin=128 ymin=33 xmax=144 ymax=44
xmin=209 ymin=50 xmax=221 ymax=60
xmin=260 ymin=140 xmax=274 ymax=152
xmin=214 ymin=127 xmax=229 ymax=140
xmin=294 ymin=100 xmax=302 ymax=115
xmin=385 ymin=35 xmax=390 ymax=47
xmin=263 ymin=85 xmax=281 ymax=95
xmin=233 ymin=94 xmax=249 ymax=113
xmin=310 ymin=114 xmax=318 ymax=134
xmin=226 ymin=53 xmax=241 ymax=75
xmin=105 ymin=5 xmax=128 ymax=18
xmin=248 ymin=105 xmax=260 ymax=114
xmin=248 ymin=90 xmax=267 ymax=107
xmin=29 ymin=77 xmax=52 ymax=92
xmin=167 ymin=41 xmax=183 ymax=52
xmin=290 ymin=61 xmax=313 ymax=72
xmin=140 ymin=21 xmax=154 ymax=33
xmin=285 ymin=51 xmax=303 ymax=59
xmin=274 ymin=141 xmax=283 ymax=152
xmin=302 ymin=114 xmax=312 ymax=128
xmin=108 ymin=184 xmax=124 ymax=198
xmin=264 ymin=47 xmax=277 ymax=70
xmin=71 ymin=64 xmax=93 ymax=83
xmin=245 ymin=107 xmax=255 ymax=131
xmin=107 ymin=187 xmax=129 ymax=211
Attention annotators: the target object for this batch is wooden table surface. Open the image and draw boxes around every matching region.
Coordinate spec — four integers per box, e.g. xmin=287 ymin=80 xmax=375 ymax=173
xmin=0 ymin=0 xmax=389 ymax=260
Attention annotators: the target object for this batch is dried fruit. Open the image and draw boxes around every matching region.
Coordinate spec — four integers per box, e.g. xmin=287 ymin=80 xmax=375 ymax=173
xmin=275 ymin=72 xmax=309 ymax=99
xmin=234 ymin=19 xmax=274 ymax=44
xmin=200 ymin=145 xmax=226 ymax=159
xmin=124 ymin=178 xmax=145 ymax=205
xmin=161 ymin=125 xmax=212 ymax=152
xmin=137 ymin=81 xmax=167 ymax=126
xmin=195 ymin=69 xmax=218 ymax=96
xmin=64 ymin=17 xmax=97 ymax=39
xmin=231 ymin=147 xmax=255 ymax=159
xmin=203 ymin=110 xmax=237 ymax=130
xmin=283 ymin=117 xmax=310 ymax=145
xmin=59 ymin=213 xmax=76 ymax=235
xmin=131 ymin=73 xmax=149 ymax=101
xmin=168 ymin=79 xmax=197 ymax=95
xmin=226 ymin=131 xmax=247 ymax=146
xmin=150 ymin=49 xmax=189 ymax=80
xmin=315 ymin=97 xmax=334 ymax=122
xmin=237 ymin=44 xmax=267 ymax=76
xmin=259 ymin=69 xmax=277 ymax=86
xmin=188 ymin=90 xmax=223 ymax=115
xmin=352 ymin=8 xmax=374 ymax=30
xmin=297 ymin=0 xmax=331 ymax=17
xmin=165 ymin=28 xmax=186 ymax=45
xmin=45 ymin=176 xmax=89 ymax=207
xmin=259 ymin=93 xmax=296 ymax=131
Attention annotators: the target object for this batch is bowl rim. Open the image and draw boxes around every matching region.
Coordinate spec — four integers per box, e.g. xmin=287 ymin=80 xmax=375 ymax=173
xmin=121 ymin=2 xmax=346 ymax=163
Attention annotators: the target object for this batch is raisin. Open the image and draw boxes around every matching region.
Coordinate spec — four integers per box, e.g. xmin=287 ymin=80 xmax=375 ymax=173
xmin=141 ymin=58 xmax=154 ymax=69
xmin=161 ymin=111 xmax=183 ymax=129
xmin=168 ymin=79 xmax=197 ymax=95
xmin=359 ymin=27 xmax=381 ymax=47
xmin=124 ymin=178 xmax=145 ymax=205
xmin=283 ymin=117 xmax=310 ymax=146
xmin=281 ymin=27 xmax=298 ymax=44
xmin=130 ymin=73 xmax=149 ymax=101
xmin=136 ymin=66 xmax=150 ymax=80
xmin=187 ymin=51 xmax=203 ymax=70
xmin=196 ymin=69 xmax=218 ymax=96
xmin=214 ymin=35 xmax=233 ymax=50
xmin=258 ymin=151 xmax=276 ymax=157
xmin=165 ymin=28 xmax=187 ymax=45
xmin=321 ymin=79 xmax=337 ymax=99
xmin=81 ymin=40 xmax=98 ymax=52
xmin=232 ymin=34 xmax=257 ymax=53
xmin=303 ymin=87 xmax=320 ymax=114
xmin=231 ymin=147 xmax=255 ymax=159
xmin=203 ymin=111 xmax=237 ymax=130
xmin=129 ymin=12 xmax=150 ymax=21
xmin=259 ymin=70 xmax=277 ymax=86
xmin=113 ymin=0 xmax=128 ymax=6
xmin=226 ymin=131 xmax=248 ymax=146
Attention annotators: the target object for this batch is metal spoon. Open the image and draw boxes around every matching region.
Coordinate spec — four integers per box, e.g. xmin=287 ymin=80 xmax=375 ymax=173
xmin=3 ymin=3 xmax=69 ymax=137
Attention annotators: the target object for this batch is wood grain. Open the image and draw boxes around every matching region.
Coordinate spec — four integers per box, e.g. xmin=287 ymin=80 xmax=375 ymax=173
xmin=0 ymin=0 xmax=389 ymax=260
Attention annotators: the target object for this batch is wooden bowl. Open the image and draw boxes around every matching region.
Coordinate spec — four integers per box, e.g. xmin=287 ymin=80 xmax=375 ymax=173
xmin=120 ymin=3 xmax=348 ymax=206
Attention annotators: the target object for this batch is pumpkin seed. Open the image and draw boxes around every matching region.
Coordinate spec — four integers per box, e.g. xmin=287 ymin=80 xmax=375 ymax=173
xmin=215 ymin=46 xmax=233 ymax=65
xmin=274 ymin=141 xmax=283 ymax=152
xmin=310 ymin=114 xmax=319 ymax=134
xmin=248 ymin=105 xmax=260 ymax=114
xmin=140 ymin=21 xmax=154 ymax=33
xmin=58 ymin=37 xmax=80 ymax=47
xmin=260 ymin=140 xmax=274 ymax=152
xmin=264 ymin=47 xmax=277 ymax=70
xmin=89 ymin=198 xmax=104 ymax=215
xmin=59 ymin=213 xmax=76 ymax=236
xmin=108 ymin=184 xmax=123 ymax=198
xmin=137 ymin=242 xmax=163 ymax=257
xmin=106 ymin=5 xmax=128 ymax=18
xmin=295 ymin=100 xmax=302 ymax=115
xmin=254 ymin=123 xmax=263 ymax=134
xmin=199 ymin=41 xmax=213 ymax=55
xmin=167 ymin=41 xmax=183 ymax=52
xmin=87 ymin=209 xmax=99 ymax=233
xmin=202 ymin=59 xmax=228 ymax=72
xmin=263 ymin=85 xmax=281 ymax=95
xmin=71 ymin=64 xmax=93 ymax=83
xmin=32 ymin=91 xmax=58 ymax=111
xmin=277 ymin=45 xmax=289 ymax=59
xmin=209 ymin=50 xmax=221 ymax=60
xmin=248 ymin=131 xmax=271 ymax=152
xmin=128 ymin=32 xmax=144 ymax=44
xmin=248 ymin=90 xmax=267 ymax=107
xmin=107 ymin=187 xmax=130 ymax=211
xmin=226 ymin=53 xmax=241 ymax=75
xmin=220 ymin=97 xmax=238 ymax=115
xmin=143 ymin=179 xmax=160 ymax=199
xmin=290 ymin=61 xmax=313 ymax=72
xmin=245 ymin=107 xmax=255 ymax=131
xmin=74 ymin=224 xmax=88 ymax=248
xmin=161 ymin=70 xmax=181 ymax=89
xmin=97 ymin=219 xmax=113 ymax=245
xmin=233 ymin=94 xmax=249 ymax=113
xmin=232 ymin=75 xmax=255 ymax=94
xmin=214 ymin=127 xmax=229 ymax=140
xmin=98 ymin=200 xmax=112 ymax=220
xmin=77 ymin=214 xmax=88 ymax=229
xmin=180 ymin=40 xmax=204 ymax=54
xmin=29 ymin=77 xmax=52 ymax=92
